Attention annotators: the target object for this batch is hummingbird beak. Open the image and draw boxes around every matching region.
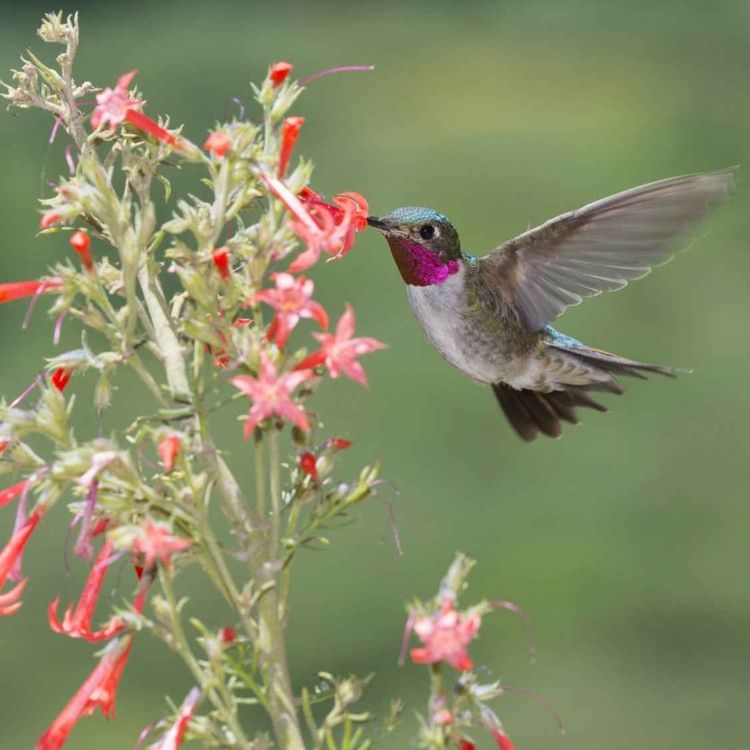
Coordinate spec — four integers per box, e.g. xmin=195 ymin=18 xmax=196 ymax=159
xmin=366 ymin=216 xmax=389 ymax=232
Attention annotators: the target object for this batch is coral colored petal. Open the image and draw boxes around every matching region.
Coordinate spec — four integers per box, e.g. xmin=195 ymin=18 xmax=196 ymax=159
xmin=124 ymin=109 xmax=177 ymax=146
xmin=307 ymin=300 xmax=329 ymax=331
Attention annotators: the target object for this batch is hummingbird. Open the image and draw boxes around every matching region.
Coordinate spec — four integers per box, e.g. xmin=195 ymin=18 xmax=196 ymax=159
xmin=367 ymin=168 xmax=735 ymax=441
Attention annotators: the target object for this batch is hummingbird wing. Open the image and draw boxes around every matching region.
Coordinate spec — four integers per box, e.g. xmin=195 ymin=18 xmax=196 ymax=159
xmin=480 ymin=167 xmax=735 ymax=331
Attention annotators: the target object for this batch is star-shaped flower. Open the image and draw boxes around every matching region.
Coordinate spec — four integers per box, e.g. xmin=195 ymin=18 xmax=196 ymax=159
xmin=90 ymin=70 xmax=142 ymax=130
xmin=231 ymin=352 xmax=313 ymax=437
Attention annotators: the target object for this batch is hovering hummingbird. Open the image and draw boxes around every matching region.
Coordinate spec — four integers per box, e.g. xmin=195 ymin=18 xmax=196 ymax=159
xmin=367 ymin=168 xmax=734 ymax=441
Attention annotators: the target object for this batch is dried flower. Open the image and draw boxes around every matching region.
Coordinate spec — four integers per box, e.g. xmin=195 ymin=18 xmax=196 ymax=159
xmin=269 ymin=61 xmax=294 ymax=87
xmin=296 ymin=304 xmax=386 ymax=387
xmin=152 ymin=686 xmax=202 ymax=750
xmin=90 ymin=69 xmax=142 ymax=130
xmin=0 ymin=479 xmax=30 ymax=509
xmin=36 ymin=636 xmax=134 ymax=749
xmin=204 ymin=130 xmax=231 ymax=158
xmin=298 ymin=452 xmax=318 ymax=480
xmin=69 ymin=230 xmax=93 ymax=271
xmin=410 ymin=597 xmax=481 ymax=671
xmin=278 ymin=116 xmax=304 ymax=176
xmin=251 ymin=272 xmax=328 ymax=349
xmin=51 ymin=367 xmax=72 ymax=392
xmin=231 ymin=352 xmax=314 ymax=437
xmin=132 ymin=518 xmax=192 ymax=569
xmin=212 ymin=247 xmax=231 ymax=280
xmin=48 ymin=538 xmax=123 ymax=642
xmin=157 ymin=435 xmax=181 ymax=473
xmin=0 ymin=279 xmax=62 ymax=303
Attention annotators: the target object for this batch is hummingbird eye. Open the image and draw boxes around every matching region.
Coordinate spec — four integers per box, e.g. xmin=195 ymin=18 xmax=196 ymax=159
xmin=419 ymin=224 xmax=436 ymax=240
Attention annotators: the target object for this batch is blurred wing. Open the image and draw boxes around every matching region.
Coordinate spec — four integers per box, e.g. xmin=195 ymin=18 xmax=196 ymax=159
xmin=480 ymin=168 xmax=735 ymax=331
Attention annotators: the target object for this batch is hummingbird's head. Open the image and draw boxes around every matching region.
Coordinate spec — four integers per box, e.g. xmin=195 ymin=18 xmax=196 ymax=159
xmin=366 ymin=207 xmax=462 ymax=286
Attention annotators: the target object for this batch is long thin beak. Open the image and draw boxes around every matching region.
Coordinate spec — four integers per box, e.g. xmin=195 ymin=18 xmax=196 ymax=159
xmin=366 ymin=216 xmax=389 ymax=231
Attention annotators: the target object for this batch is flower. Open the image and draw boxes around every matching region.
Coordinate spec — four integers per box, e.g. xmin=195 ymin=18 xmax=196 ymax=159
xmin=40 ymin=211 xmax=62 ymax=229
xmin=251 ymin=272 xmax=328 ymax=349
xmin=157 ymin=435 xmax=181 ymax=473
xmin=261 ymin=173 xmax=368 ymax=271
xmin=204 ymin=130 xmax=231 ymax=157
xmin=69 ymin=230 xmax=93 ymax=271
xmin=76 ymin=450 xmax=120 ymax=490
xmin=328 ymin=437 xmax=352 ymax=451
xmin=458 ymin=740 xmax=476 ymax=750
xmin=92 ymin=71 xmax=181 ymax=148
xmin=298 ymin=452 xmax=318 ymax=480
xmin=52 ymin=367 xmax=72 ymax=392
xmin=231 ymin=352 xmax=314 ymax=437
xmin=90 ymin=69 xmax=142 ymax=130
xmin=152 ymin=686 xmax=202 ymax=750
xmin=433 ymin=708 xmax=453 ymax=726
xmin=269 ymin=61 xmax=294 ymax=87
xmin=410 ymin=597 xmax=481 ymax=671
xmin=48 ymin=538 xmax=123 ymax=642
xmin=0 ymin=479 xmax=29 ymax=509
xmin=0 ymin=507 xmax=44 ymax=617
xmin=37 ymin=636 xmax=134 ymax=749
xmin=278 ymin=115 xmax=304 ymax=176
xmin=212 ymin=246 xmax=231 ymax=280
xmin=0 ymin=279 xmax=62 ymax=304
xmin=132 ymin=518 xmax=192 ymax=569
xmin=220 ymin=626 xmax=237 ymax=645
xmin=490 ymin=728 xmax=516 ymax=750
xmin=296 ymin=304 xmax=386 ymax=387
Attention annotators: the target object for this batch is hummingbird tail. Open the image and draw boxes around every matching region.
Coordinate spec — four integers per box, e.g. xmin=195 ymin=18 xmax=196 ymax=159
xmin=492 ymin=383 xmax=608 ymax=442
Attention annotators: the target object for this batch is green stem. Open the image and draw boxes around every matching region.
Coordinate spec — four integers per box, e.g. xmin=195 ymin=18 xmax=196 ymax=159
xmin=269 ymin=428 xmax=282 ymax=557
xmin=255 ymin=431 xmax=267 ymax=520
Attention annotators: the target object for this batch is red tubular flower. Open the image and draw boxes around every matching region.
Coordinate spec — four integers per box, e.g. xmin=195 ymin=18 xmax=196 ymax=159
xmin=0 ymin=578 xmax=27 ymax=616
xmin=0 ymin=479 xmax=29 ymax=509
xmin=0 ymin=279 xmax=62 ymax=304
xmin=40 ymin=211 xmax=62 ymax=230
xmin=0 ymin=507 xmax=44 ymax=617
xmin=296 ymin=304 xmax=386 ymax=387
xmin=231 ymin=352 xmax=314 ymax=437
xmin=251 ymin=272 xmax=328 ymax=349
xmin=298 ymin=452 xmax=318 ymax=480
xmin=212 ymin=246 xmax=231 ymax=280
xmin=124 ymin=109 xmax=178 ymax=147
xmin=490 ymin=729 xmax=516 ymax=750
xmin=132 ymin=518 xmax=192 ymax=569
xmin=158 ymin=435 xmax=181 ymax=473
xmin=277 ymin=115 xmax=305 ymax=177
xmin=269 ymin=61 xmax=294 ymax=87
xmin=36 ymin=636 xmax=134 ymax=749
xmin=328 ymin=437 xmax=352 ymax=451
xmin=204 ymin=130 xmax=231 ymax=157
xmin=410 ymin=597 xmax=481 ymax=671
xmin=220 ymin=626 xmax=236 ymax=645
xmin=153 ymin=687 xmax=202 ymax=750
xmin=52 ymin=367 xmax=72 ymax=392
xmin=458 ymin=740 xmax=476 ymax=750
xmin=69 ymin=230 xmax=93 ymax=271
xmin=48 ymin=538 xmax=123 ymax=642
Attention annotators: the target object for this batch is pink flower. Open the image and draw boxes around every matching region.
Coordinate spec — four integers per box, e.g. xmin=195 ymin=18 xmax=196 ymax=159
xmin=132 ymin=518 xmax=192 ymax=569
xmin=69 ymin=230 xmax=93 ymax=271
xmin=212 ymin=246 xmax=231 ymax=280
xmin=410 ymin=597 xmax=481 ymax=672
xmin=91 ymin=71 xmax=181 ymax=148
xmin=433 ymin=708 xmax=453 ymax=726
xmin=260 ymin=173 xmax=368 ymax=271
xmin=90 ymin=70 xmax=142 ymax=130
xmin=152 ymin=686 xmax=201 ymax=750
xmin=52 ymin=367 xmax=72 ymax=392
xmin=251 ymin=272 xmax=328 ymax=349
xmin=158 ymin=435 xmax=181 ymax=473
xmin=0 ymin=279 xmax=62 ymax=303
xmin=278 ymin=116 xmax=304 ymax=177
xmin=269 ymin=61 xmax=294 ymax=87
xmin=231 ymin=352 xmax=313 ymax=437
xmin=48 ymin=538 xmax=123 ymax=642
xmin=296 ymin=304 xmax=385 ymax=387
xmin=37 ymin=636 xmax=134 ymax=749
xmin=0 ymin=479 xmax=29 ymax=509
xmin=0 ymin=508 xmax=44 ymax=617
xmin=204 ymin=130 xmax=231 ymax=157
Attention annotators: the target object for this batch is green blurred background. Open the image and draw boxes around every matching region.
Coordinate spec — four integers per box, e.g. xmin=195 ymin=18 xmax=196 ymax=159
xmin=1 ymin=1 xmax=749 ymax=747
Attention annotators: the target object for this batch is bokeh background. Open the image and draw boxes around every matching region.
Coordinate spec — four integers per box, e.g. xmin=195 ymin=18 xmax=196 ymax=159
xmin=1 ymin=1 xmax=749 ymax=748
